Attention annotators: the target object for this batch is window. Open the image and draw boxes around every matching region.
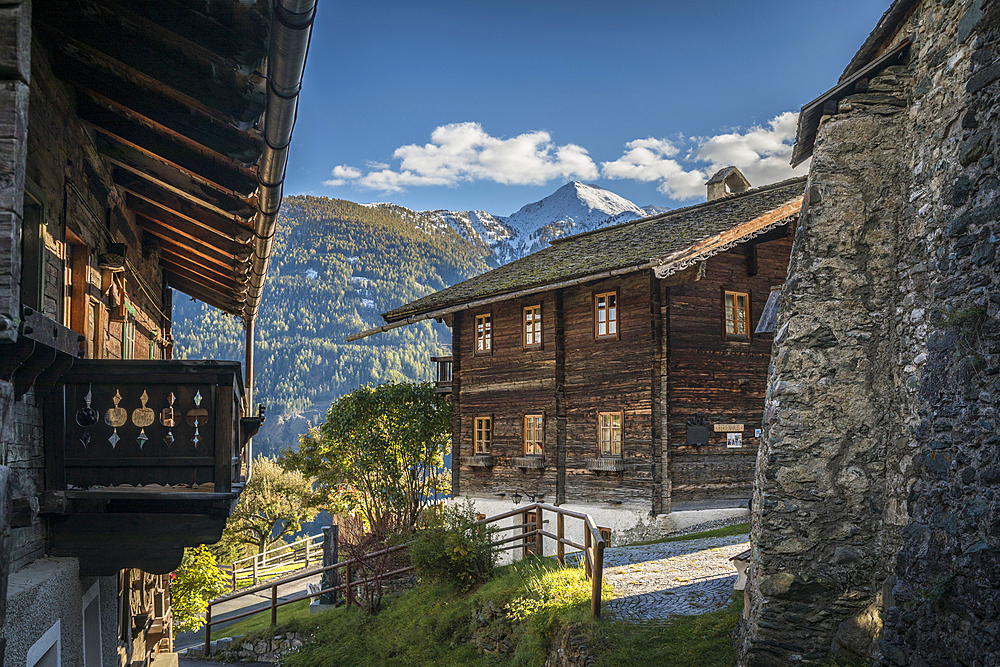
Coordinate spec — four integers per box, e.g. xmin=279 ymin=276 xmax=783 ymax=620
xmin=724 ymin=291 xmax=750 ymax=338
xmin=523 ymin=414 xmax=543 ymax=455
xmin=475 ymin=416 xmax=492 ymax=454
xmin=475 ymin=313 xmax=492 ymax=353
xmin=122 ymin=314 xmax=136 ymax=360
xmin=523 ymin=305 xmax=541 ymax=348
xmin=594 ymin=291 xmax=618 ymax=339
xmin=598 ymin=411 xmax=622 ymax=457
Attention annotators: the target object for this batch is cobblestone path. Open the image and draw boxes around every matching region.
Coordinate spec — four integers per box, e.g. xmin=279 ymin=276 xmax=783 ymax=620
xmin=599 ymin=535 xmax=749 ymax=624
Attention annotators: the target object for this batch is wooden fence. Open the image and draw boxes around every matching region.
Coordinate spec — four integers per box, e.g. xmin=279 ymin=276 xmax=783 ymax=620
xmin=202 ymin=502 xmax=606 ymax=655
xmin=222 ymin=532 xmax=325 ymax=590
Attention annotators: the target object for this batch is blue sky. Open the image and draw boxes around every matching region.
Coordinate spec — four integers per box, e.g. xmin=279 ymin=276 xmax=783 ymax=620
xmin=285 ymin=1 xmax=891 ymax=216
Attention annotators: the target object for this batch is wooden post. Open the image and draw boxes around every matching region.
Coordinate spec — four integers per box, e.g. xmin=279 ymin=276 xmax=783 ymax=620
xmin=584 ymin=528 xmax=592 ymax=578
xmin=557 ymin=513 xmax=565 ymax=565
xmin=319 ymin=525 xmax=339 ymax=606
xmin=535 ymin=507 xmax=543 ymax=556
xmin=304 ymin=537 xmax=310 ymax=568
xmin=591 ymin=537 xmax=605 ymax=620
xmin=271 ymin=584 xmax=278 ymax=626
xmin=521 ymin=510 xmax=530 ymax=559
xmin=204 ymin=605 xmax=212 ymax=656
xmin=231 ymin=568 xmax=236 ymax=592
xmin=252 ymin=556 xmax=258 ymax=585
xmin=345 ymin=562 xmax=354 ymax=608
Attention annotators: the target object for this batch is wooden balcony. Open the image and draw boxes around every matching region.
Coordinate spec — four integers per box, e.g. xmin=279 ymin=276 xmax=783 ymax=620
xmin=42 ymin=360 xmax=261 ymax=575
xmin=431 ymin=356 xmax=453 ymax=394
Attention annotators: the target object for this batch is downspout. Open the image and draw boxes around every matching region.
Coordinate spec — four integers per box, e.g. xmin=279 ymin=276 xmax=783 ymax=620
xmin=243 ymin=0 xmax=316 ymax=401
xmin=244 ymin=0 xmax=316 ymax=328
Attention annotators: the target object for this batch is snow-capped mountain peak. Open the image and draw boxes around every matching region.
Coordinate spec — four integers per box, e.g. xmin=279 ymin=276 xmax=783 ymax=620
xmin=366 ymin=181 xmax=669 ymax=265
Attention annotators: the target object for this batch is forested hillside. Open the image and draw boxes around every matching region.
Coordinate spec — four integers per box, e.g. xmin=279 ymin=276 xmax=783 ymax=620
xmin=173 ymin=195 xmax=491 ymax=454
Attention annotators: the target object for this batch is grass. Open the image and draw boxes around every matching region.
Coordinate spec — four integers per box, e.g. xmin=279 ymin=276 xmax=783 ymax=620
xmin=212 ymin=555 xmax=745 ymax=667
xmin=626 ymin=522 xmax=750 ymax=546
xmin=208 ymin=598 xmax=316 ymax=642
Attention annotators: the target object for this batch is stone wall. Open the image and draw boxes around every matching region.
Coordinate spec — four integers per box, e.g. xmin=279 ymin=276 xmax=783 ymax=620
xmin=739 ymin=0 xmax=1000 ymax=665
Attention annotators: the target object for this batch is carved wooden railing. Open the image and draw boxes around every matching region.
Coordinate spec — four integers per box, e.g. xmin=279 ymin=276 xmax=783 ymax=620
xmin=45 ymin=360 xmax=253 ymax=494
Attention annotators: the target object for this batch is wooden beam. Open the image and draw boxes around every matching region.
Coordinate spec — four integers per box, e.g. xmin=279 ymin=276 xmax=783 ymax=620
xmin=117 ymin=0 xmax=267 ymax=75
xmin=99 ymin=136 xmax=255 ymax=221
xmin=140 ymin=225 xmax=244 ymax=277
xmin=116 ymin=174 xmax=253 ymax=243
xmin=79 ymin=98 xmax=257 ymax=197
xmin=136 ymin=213 xmax=249 ymax=268
xmin=77 ymin=0 xmax=266 ymax=77
xmin=50 ymin=48 xmax=262 ymax=166
xmin=126 ymin=193 xmax=251 ymax=253
xmin=158 ymin=253 xmax=245 ymax=296
xmin=36 ymin=14 xmax=263 ymax=129
xmin=167 ymin=276 xmax=244 ymax=314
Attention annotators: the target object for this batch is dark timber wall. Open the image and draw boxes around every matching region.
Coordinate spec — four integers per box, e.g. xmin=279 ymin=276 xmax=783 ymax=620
xmin=454 ymin=236 xmax=793 ymax=513
xmin=667 ymin=235 xmax=794 ymax=506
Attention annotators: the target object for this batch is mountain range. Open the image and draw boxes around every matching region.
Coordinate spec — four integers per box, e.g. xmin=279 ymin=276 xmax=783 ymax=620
xmin=363 ymin=181 xmax=668 ymax=264
xmin=172 ymin=182 xmax=668 ymax=454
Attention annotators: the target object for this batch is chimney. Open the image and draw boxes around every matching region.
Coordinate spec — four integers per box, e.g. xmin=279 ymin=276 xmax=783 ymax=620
xmin=706 ymin=166 xmax=751 ymax=201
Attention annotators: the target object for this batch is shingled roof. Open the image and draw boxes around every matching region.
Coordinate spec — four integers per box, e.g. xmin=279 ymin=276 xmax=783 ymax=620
xmin=378 ymin=177 xmax=805 ymax=327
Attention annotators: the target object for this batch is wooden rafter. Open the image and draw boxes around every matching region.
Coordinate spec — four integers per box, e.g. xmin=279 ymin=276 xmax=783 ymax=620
xmin=158 ymin=257 xmax=244 ymax=300
xmin=117 ymin=176 xmax=252 ymax=243
xmin=50 ymin=48 xmax=262 ymax=166
xmin=158 ymin=250 xmax=245 ymax=293
xmin=138 ymin=223 xmax=243 ymax=277
xmin=98 ymin=136 xmax=255 ymax=220
xmin=36 ymin=16 xmax=262 ymax=129
xmin=135 ymin=213 xmax=249 ymax=265
xmin=79 ymin=98 xmax=257 ymax=197
xmin=166 ymin=276 xmax=244 ymax=314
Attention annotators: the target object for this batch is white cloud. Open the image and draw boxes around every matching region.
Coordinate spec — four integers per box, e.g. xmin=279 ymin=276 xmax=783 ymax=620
xmin=326 ymin=122 xmax=599 ymax=193
xmin=602 ymin=112 xmax=807 ymax=200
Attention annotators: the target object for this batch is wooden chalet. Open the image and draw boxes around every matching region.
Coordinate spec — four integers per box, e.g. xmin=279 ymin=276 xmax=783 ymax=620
xmin=355 ymin=170 xmax=804 ymax=540
xmin=0 ymin=1 xmax=314 ymax=664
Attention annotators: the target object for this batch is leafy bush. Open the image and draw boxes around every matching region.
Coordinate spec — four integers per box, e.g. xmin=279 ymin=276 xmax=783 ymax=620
xmin=171 ymin=545 xmax=230 ymax=634
xmin=411 ymin=500 xmax=497 ymax=592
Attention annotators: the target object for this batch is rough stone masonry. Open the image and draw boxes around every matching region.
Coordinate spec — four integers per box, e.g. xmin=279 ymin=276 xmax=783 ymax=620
xmin=739 ymin=0 xmax=1000 ymax=665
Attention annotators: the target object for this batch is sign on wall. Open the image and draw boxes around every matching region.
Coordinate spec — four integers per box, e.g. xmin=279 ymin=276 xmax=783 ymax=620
xmin=714 ymin=423 xmax=744 ymax=432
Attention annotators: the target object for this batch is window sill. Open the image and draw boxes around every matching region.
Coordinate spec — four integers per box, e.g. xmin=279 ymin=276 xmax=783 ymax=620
xmin=512 ymin=456 xmax=545 ymax=469
xmin=461 ymin=455 xmax=494 ymax=468
xmin=584 ymin=458 xmax=625 ymax=473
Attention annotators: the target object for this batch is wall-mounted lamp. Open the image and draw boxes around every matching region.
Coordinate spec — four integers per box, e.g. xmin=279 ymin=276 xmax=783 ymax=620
xmin=511 ymin=488 xmax=536 ymax=505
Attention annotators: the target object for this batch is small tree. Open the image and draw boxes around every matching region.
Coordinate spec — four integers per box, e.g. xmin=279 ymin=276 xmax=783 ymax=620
xmin=222 ymin=456 xmax=319 ymax=556
xmin=281 ymin=382 xmax=451 ymax=536
xmin=171 ymin=545 xmax=229 ymax=634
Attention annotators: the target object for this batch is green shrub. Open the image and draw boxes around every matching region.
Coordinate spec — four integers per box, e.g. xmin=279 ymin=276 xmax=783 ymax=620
xmin=411 ymin=500 xmax=497 ymax=591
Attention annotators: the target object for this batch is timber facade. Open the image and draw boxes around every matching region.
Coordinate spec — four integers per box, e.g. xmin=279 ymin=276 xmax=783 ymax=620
xmin=371 ymin=172 xmax=804 ymax=540
xmin=0 ymin=1 xmax=313 ymax=665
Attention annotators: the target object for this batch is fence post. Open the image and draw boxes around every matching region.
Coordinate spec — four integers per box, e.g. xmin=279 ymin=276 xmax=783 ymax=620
xmin=557 ymin=513 xmax=565 ymax=565
xmin=591 ymin=536 xmax=605 ymax=620
xmin=305 ymin=536 xmax=311 ymax=568
xmin=271 ymin=584 xmax=278 ymax=626
xmin=584 ymin=528 xmax=592 ymax=578
xmin=204 ymin=604 xmax=212 ymax=656
xmin=319 ymin=525 xmax=339 ymax=606
xmin=521 ymin=510 xmax=530 ymax=559
xmin=231 ymin=568 xmax=236 ymax=592
xmin=345 ymin=561 xmax=354 ymax=608
xmin=252 ymin=556 xmax=258 ymax=585
xmin=535 ymin=506 xmax=544 ymax=556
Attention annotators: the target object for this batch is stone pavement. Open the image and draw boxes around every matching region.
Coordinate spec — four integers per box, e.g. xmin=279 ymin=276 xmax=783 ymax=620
xmin=597 ymin=535 xmax=749 ymax=624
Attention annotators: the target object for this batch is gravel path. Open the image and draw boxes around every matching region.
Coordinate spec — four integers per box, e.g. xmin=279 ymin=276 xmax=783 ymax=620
xmin=599 ymin=535 xmax=749 ymax=624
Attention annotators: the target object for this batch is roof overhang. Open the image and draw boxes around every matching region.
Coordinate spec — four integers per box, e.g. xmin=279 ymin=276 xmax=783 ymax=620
xmin=652 ymin=197 xmax=802 ymax=277
xmin=790 ymin=39 xmax=910 ymax=167
xmin=34 ymin=0 xmax=314 ymax=321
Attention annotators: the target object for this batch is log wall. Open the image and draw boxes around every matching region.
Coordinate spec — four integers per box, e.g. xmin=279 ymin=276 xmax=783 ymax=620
xmin=452 ymin=228 xmax=794 ymax=513
xmin=665 ymin=233 xmax=794 ymax=505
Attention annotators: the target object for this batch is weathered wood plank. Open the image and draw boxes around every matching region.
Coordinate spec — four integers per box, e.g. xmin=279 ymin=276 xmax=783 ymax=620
xmin=0 ymin=1 xmax=30 ymax=83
